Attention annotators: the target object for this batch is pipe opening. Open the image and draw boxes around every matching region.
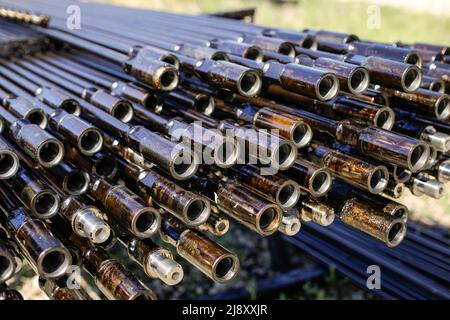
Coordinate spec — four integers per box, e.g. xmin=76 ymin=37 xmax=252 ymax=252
xmin=349 ymin=69 xmax=369 ymax=93
xmin=61 ymin=100 xmax=81 ymax=115
xmin=0 ymin=152 xmax=18 ymax=179
xmin=436 ymin=97 xmax=450 ymax=120
xmin=387 ymin=221 xmax=405 ymax=247
xmin=95 ymin=157 xmax=117 ymax=179
xmin=196 ymin=95 xmax=215 ymax=115
xmin=38 ymin=141 xmax=64 ymax=167
xmin=238 ymin=70 xmax=262 ymax=96
xmin=0 ymin=256 xmax=12 ymax=280
xmin=406 ymin=53 xmax=421 ymax=66
xmin=244 ymin=47 xmax=263 ymax=62
xmin=34 ymin=192 xmax=59 ymax=218
xmin=65 ymin=171 xmax=89 ymax=195
xmin=133 ymin=208 xmax=160 ymax=238
xmin=402 ymin=68 xmax=421 ymax=92
xmin=430 ymin=81 xmax=443 ymax=93
xmin=375 ymin=109 xmax=394 ymax=129
xmin=274 ymin=142 xmax=296 ymax=170
xmin=159 ymin=69 xmax=179 ymax=91
xmin=112 ymin=101 xmax=133 ymax=123
xmin=369 ymin=168 xmax=388 ymax=194
xmin=161 ymin=55 xmax=179 ymax=69
xmin=172 ymin=149 xmax=198 ymax=180
xmin=26 ymin=110 xmax=46 ymax=128
xmin=278 ymin=183 xmax=300 ymax=209
xmin=215 ymin=140 xmax=238 ymax=168
xmin=393 ymin=207 xmax=407 ymax=220
xmin=278 ymin=43 xmax=295 ymax=57
xmin=301 ymin=37 xmax=316 ymax=49
xmin=144 ymin=94 xmax=162 ymax=111
xmin=318 ymin=75 xmax=339 ymax=100
xmin=259 ymin=207 xmax=279 ymax=233
xmin=135 ymin=211 xmax=156 ymax=235
xmin=312 ymin=171 xmax=331 ymax=195
xmin=185 ymin=198 xmax=210 ymax=225
xmin=409 ymin=144 xmax=428 ymax=172
xmin=40 ymin=249 xmax=69 ymax=278
xmin=213 ymin=255 xmax=238 ymax=282
xmin=292 ymin=123 xmax=312 ymax=147
xmin=79 ymin=129 xmax=103 ymax=155
xmin=211 ymin=52 xmax=228 ymax=61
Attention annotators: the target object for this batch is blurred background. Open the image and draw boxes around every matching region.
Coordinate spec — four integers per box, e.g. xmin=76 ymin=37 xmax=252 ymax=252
xmin=10 ymin=0 xmax=450 ymax=300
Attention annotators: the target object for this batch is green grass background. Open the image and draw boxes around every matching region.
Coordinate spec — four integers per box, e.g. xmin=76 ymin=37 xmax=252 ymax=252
xmin=102 ymin=0 xmax=450 ymax=45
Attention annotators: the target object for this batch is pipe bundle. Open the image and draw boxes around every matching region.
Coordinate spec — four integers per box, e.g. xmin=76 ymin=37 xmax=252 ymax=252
xmin=0 ymin=0 xmax=448 ymax=300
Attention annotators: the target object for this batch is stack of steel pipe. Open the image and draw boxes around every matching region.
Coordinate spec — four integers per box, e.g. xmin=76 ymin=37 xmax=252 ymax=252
xmin=0 ymin=0 xmax=448 ymax=300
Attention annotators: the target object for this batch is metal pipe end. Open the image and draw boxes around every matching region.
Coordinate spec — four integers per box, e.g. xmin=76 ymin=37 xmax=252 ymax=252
xmin=424 ymin=129 xmax=450 ymax=153
xmin=212 ymin=218 xmax=230 ymax=236
xmin=434 ymin=95 xmax=450 ymax=120
xmin=412 ymin=175 xmax=445 ymax=199
xmin=348 ymin=67 xmax=370 ymax=94
xmin=429 ymin=79 xmax=446 ymax=93
xmin=25 ymin=108 xmax=48 ymax=129
xmin=0 ymin=150 xmax=19 ymax=179
xmin=272 ymin=139 xmax=297 ymax=171
xmin=237 ymin=69 xmax=262 ymax=97
xmin=367 ymin=166 xmax=389 ymax=194
xmin=93 ymin=156 xmax=118 ymax=180
xmin=195 ymin=95 xmax=215 ymax=116
xmin=256 ymin=204 xmax=282 ymax=236
xmin=31 ymin=191 xmax=60 ymax=219
xmin=383 ymin=182 xmax=405 ymax=199
xmin=73 ymin=208 xmax=111 ymax=244
xmin=111 ymin=101 xmax=134 ymax=123
xmin=301 ymin=36 xmax=317 ymax=50
xmin=144 ymin=93 xmax=163 ymax=112
xmin=401 ymin=65 xmax=422 ymax=93
xmin=438 ymin=160 xmax=450 ymax=182
xmin=161 ymin=54 xmax=180 ymax=69
xmin=170 ymin=146 xmax=200 ymax=180
xmin=302 ymin=201 xmax=336 ymax=227
xmin=373 ymin=107 xmax=395 ymax=130
xmin=78 ymin=128 xmax=103 ymax=156
xmin=64 ymin=170 xmax=90 ymax=196
xmin=214 ymin=136 xmax=240 ymax=168
xmin=405 ymin=52 xmax=422 ymax=67
xmin=182 ymin=197 xmax=211 ymax=227
xmin=155 ymin=65 xmax=179 ymax=92
xmin=37 ymin=139 xmax=64 ymax=168
xmin=309 ymin=168 xmax=333 ymax=197
xmin=278 ymin=42 xmax=296 ymax=57
xmin=211 ymin=253 xmax=240 ymax=283
xmin=407 ymin=142 xmax=430 ymax=172
xmin=316 ymin=73 xmax=340 ymax=101
xmin=276 ymin=180 xmax=301 ymax=210
xmin=131 ymin=207 xmax=161 ymax=238
xmin=147 ymin=250 xmax=184 ymax=286
xmin=384 ymin=203 xmax=409 ymax=223
xmin=60 ymin=99 xmax=81 ymax=116
xmin=385 ymin=219 xmax=407 ymax=248
xmin=290 ymin=122 xmax=313 ymax=148
xmin=0 ymin=250 xmax=16 ymax=283
xmin=278 ymin=214 xmax=301 ymax=236
xmin=243 ymin=46 xmax=264 ymax=62
xmin=37 ymin=247 xmax=72 ymax=279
